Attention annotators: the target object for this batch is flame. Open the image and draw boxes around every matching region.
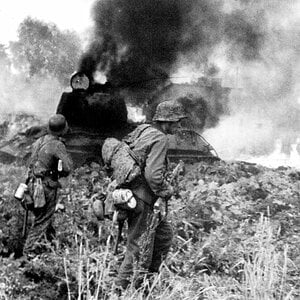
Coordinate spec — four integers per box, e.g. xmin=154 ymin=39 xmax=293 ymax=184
xmin=127 ymin=105 xmax=146 ymax=123
xmin=94 ymin=71 xmax=107 ymax=84
xmin=170 ymin=65 xmax=204 ymax=84
xmin=239 ymin=138 xmax=300 ymax=169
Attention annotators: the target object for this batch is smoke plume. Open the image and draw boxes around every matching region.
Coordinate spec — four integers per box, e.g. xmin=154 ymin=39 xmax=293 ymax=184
xmin=205 ymin=0 xmax=300 ymax=159
xmin=79 ymin=0 xmax=299 ymax=162
xmin=79 ymin=0 xmax=264 ymax=87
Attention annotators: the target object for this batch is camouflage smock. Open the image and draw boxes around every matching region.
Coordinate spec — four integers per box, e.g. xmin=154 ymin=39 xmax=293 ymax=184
xmin=115 ymin=124 xmax=174 ymax=289
xmin=123 ymin=124 xmax=173 ymax=205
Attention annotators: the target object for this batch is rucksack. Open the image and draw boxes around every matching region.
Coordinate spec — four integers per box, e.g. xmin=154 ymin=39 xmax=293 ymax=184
xmin=100 ymin=125 xmax=153 ymax=219
xmin=101 ymin=137 xmax=142 ymax=188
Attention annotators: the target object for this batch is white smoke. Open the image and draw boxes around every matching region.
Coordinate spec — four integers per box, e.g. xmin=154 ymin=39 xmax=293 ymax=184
xmin=0 ymin=65 xmax=65 ymax=122
xmin=201 ymin=1 xmax=300 ymax=163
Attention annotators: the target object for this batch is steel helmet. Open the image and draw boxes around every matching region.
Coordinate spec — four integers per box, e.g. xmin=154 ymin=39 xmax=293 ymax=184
xmin=48 ymin=114 xmax=69 ymax=136
xmin=152 ymin=100 xmax=186 ymax=122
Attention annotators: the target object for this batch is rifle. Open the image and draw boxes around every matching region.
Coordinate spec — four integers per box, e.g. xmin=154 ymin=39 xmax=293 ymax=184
xmin=112 ymin=161 xmax=184 ymax=254
xmin=155 ymin=160 xmax=184 ymax=217
xmin=22 ymin=208 xmax=29 ymax=238
xmin=114 ymin=219 xmax=124 ymax=255
xmin=20 ymin=177 xmax=31 ymax=238
xmin=112 ymin=209 xmax=128 ymax=255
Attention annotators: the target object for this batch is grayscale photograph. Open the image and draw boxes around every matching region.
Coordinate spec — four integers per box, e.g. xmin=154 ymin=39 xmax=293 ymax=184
xmin=0 ymin=0 xmax=299 ymax=299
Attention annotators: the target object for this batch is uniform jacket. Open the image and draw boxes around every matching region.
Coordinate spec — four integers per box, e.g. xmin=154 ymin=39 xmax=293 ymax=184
xmin=123 ymin=124 xmax=172 ymax=205
xmin=29 ymin=134 xmax=73 ymax=181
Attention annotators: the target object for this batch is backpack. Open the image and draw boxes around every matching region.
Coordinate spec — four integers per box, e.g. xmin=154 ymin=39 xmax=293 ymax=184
xmin=101 ymin=137 xmax=142 ymax=188
xmin=101 ymin=124 xmax=152 ymax=188
xmin=101 ymin=125 xmax=152 ymax=218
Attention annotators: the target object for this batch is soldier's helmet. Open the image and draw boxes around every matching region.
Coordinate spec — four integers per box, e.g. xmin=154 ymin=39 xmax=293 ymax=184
xmin=48 ymin=114 xmax=69 ymax=136
xmin=152 ymin=100 xmax=187 ymax=122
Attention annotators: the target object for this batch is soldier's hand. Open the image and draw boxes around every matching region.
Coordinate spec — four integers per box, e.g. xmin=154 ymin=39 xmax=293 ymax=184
xmin=161 ymin=185 xmax=174 ymax=200
xmin=173 ymin=185 xmax=180 ymax=198
xmin=21 ymin=193 xmax=34 ymax=211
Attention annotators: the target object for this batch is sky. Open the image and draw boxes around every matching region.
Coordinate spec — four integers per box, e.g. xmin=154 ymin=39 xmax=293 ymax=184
xmin=0 ymin=0 xmax=94 ymax=45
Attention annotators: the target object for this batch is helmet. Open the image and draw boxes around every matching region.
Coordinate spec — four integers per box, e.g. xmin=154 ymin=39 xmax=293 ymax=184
xmin=152 ymin=100 xmax=186 ymax=122
xmin=48 ymin=114 xmax=69 ymax=136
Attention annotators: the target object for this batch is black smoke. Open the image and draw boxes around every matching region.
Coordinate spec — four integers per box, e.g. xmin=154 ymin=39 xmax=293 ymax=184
xmin=79 ymin=0 xmax=265 ymax=89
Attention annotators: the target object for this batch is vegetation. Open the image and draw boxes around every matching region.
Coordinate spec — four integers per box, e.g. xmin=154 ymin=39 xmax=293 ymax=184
xmin=0 ymin=19 xmax=82 ymax=117
xmin=0 ymin=155 xmax=300 ymax=299
xmin=9 ymin=17 xmax=82 ymax=86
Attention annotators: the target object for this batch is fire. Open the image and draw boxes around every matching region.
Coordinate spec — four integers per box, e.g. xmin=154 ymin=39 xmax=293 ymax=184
xmin=93 ymin=71 xmax=107 ymax=84
xmin=127 ymin=105 xmax=146 ymax=123
xmin=239 ymin=138 xmax=300 ymax=169
xmin=169 ymin=65 xmax=203 ymax=84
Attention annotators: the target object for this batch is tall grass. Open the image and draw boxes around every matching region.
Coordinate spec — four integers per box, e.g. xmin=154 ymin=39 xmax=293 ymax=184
xmin=201 ymin=215 xmax=295 ymax=300
xmin=63 ymin=223 xmax=209 ymax=300
xmin=61 ymin=212 xmax=297 ymax=300
xmin=242 ymin=215 xmax=293 ymax=300
xmin=63 ymin=222 xmax=116 ymax=300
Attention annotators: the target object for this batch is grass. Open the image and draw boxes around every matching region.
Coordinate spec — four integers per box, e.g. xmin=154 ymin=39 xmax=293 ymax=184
xmin=59 ymin=214 xmax=296 ymax=300
xmin=200 ymin=215 xmax=295 ymax=300
xmin=1 ymin=161 xmax=300 ymax=299
xmin=242 ymin=216 xmax=293 ymax=300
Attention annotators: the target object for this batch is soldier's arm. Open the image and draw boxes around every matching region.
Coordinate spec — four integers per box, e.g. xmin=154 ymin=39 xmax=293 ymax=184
xmin=144 ymin=135 xmax=173 ymax=198
xmin=56 ymin=142 xmax=73 ymax=176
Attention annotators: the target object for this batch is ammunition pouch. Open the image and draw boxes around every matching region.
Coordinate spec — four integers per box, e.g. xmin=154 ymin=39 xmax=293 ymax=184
xmin=26 ymin=176 xmax=47 ymax=209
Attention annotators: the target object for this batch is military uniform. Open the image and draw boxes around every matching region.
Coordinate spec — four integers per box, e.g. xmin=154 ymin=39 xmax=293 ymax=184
xmin=114 ymin=124 xmax=174 ymax=289
xmin=23 ymin=131 xmax=73 ymax=257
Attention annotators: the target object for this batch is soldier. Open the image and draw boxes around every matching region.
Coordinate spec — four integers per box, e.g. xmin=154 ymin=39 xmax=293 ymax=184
xmin=114 ymin=100 xmax=186 ymax=291
xmin=23 ymin=114 xmax=73 ymax=258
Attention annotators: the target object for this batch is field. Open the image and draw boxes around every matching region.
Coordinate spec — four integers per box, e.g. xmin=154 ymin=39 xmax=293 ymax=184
xmin=1 ymin=158 xmax=300 ymax=300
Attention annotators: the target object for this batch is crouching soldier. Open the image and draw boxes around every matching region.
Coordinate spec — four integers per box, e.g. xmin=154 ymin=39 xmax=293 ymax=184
xmin=111 ymin=100 xmax=186 ymax=291
xmin=23 ymin=114 xmax=73 ymax=258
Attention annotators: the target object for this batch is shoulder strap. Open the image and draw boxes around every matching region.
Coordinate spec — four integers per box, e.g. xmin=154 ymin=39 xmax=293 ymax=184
xmin=28 ymin=136 xmax=54 ymax=170
xmin=125 ymin=145 xmax=141 ymax=166
xmin=123 ymin=124 xmax=152 ymax=168
xmin=29 ymin=136 xmax=46 ymax=166
xmin=123 ymin=124 xmax=152 ymax=147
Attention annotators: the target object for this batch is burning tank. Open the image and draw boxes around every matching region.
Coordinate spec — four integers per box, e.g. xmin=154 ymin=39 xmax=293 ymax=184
xmin=0 ymin=72 xmax=220 ymax=166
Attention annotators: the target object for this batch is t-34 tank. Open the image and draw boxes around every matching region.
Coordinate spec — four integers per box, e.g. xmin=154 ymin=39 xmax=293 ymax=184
xmin=0 ymin=72 xmax=219 ymax=166
xmin=54 ymin=72 xmax=135 ymax=166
